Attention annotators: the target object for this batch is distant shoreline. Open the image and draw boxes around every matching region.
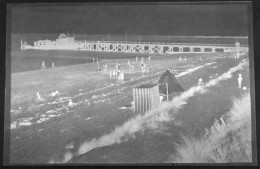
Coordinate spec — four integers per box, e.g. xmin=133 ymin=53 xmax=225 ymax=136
xmin=12 ymin=33 xmax=249 ymax=38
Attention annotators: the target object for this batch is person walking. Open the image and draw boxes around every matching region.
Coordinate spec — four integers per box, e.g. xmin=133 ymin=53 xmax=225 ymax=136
xmin=237 ymin=74 xmax=243 ymax=88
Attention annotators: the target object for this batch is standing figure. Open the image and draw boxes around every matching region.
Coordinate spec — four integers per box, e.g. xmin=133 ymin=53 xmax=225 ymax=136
xmin=121 ymin=71 xmax=124 ymax=81
xmin=141 ymin=57 xmax=144 ymax=64
xmin=131 ymin=62 xmax=134 ymax=71
xmin=113 ymin=69 xmax=116 ymax=78
xmin=68 ymin=99 xmax=74 ymax=107
xmin=184 ymin=56 xmax=187 ymax=62
xmin=179 ymin=56 xmax=182 ymax=62
xmin=237 ymin=74 xmax=243 ymax=88
xmin=52 ymin=62 xmax=55 ymax=68
xmin=148 ymin=56 xmax=151 ymax=61
xmin=117 ymin=64 xmax=121 ymax=76
xmin=42 ymin=61 xmax=46 ymax=69
xmin=136 ymin=57 xmax=138 ymax=62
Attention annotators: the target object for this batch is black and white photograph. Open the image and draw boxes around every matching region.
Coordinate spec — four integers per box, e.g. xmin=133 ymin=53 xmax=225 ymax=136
xmin=4 ymin=2 xmax=256 ymax=165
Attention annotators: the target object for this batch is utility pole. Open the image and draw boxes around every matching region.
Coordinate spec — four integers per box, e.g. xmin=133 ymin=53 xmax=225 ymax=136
xmin=166 ymin=82 xmax=169 ymax=102
xmin=126 ymin=30 xmax=127 ymax=43
xmin=97 ymin=58 xmax=99 ymax=71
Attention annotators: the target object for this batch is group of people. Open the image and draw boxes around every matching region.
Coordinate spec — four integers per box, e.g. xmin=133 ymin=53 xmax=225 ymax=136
xmin=127 ymin=60 xmax=135 ymax=71
xmin=109 ymin=63 xmax=125 ymax=81
xmin=108 ymin=56 xmax=151 ymax=80
xmin=103 ymin=64 xmax=108 ymax=71
xmin=229 ymin=52 xmax=246 ymax=59
xmin=41 ymin=61 xmax=55 ymax=69
xmin=179 ymin=56 xmax=187 ymax=62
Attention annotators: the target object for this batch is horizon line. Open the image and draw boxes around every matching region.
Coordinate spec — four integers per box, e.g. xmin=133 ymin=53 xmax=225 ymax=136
xmin=12 ymin=33 xmax=248 ymax=38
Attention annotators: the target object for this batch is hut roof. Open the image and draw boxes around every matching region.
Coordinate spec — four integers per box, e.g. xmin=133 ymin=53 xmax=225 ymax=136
xmin=135 ymin=83 xmax=158 ymax=89
xmin=158 ymin=69 xmax=184 ymax=94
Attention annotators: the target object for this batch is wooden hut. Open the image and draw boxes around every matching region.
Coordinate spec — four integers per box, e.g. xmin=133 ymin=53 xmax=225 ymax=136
xmin=133 ymin=84 xmax=160 ymax=114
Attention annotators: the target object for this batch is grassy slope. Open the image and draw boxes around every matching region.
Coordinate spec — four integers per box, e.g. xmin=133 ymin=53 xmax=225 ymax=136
xmin=166 ymin=60 xmax=252 ymax=163
xmin=170 ymin=92 xmax=251 ymax=163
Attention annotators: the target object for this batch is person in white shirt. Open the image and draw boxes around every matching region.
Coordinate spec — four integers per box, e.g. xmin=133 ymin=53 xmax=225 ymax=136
xmin=237 ymin=74 xmax=243 ymax=88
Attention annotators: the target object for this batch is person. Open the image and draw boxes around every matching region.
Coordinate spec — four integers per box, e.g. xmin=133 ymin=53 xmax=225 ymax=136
xmin=113 ymin=69 xmax=116 ymax=77
xmin=159 ymin=95 xmax=164 ymax=104
xmin=179 ymin=56 xmax=182 ymax=62
xmin=131 ymin=100 xmax=135 ymax=108
xmin=121 ymin=71 xmax=124 ymax=81
xmin=141 ymin=63 xmax=145 ymax=75
xmin=42 ymin=61 xmax=46 ymax=69
xmin=198 ymin=78 xmax=204 ymax=86
xmin=237 ymin=74 xmax=243 ymax=88
xmin=52 ymin=62 xmax=55 ymax=68
xmin=68 ymin=99 xmax=74 ymax=107
xmin=36 ymin=92 xmax=45 ymax=102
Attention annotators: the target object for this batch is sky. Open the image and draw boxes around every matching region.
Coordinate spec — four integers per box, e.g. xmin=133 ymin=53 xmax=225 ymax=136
xmin=9 ymin=3 xmax=249 ymax=36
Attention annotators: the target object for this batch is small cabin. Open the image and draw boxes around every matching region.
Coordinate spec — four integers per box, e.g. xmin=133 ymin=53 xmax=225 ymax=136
xmin=133 ymin=84 xmax=160 ymax=114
